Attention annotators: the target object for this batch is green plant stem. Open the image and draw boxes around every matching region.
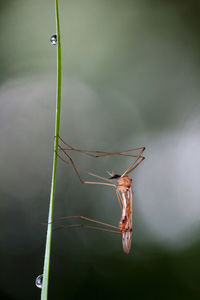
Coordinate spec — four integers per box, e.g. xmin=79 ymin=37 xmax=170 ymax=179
xmin=41 ymin=0 xmax=61 ymax=299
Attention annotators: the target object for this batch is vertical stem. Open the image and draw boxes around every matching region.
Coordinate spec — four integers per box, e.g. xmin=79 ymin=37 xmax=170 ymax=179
xmin=41 ymin=0 xmax=61 ymax=299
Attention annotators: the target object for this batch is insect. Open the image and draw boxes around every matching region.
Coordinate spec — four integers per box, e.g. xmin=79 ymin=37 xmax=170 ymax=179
xmin=55 ymin=136 xmax=145 ymax=254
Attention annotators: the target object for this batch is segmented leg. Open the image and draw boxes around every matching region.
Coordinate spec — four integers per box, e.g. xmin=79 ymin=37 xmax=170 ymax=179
xmin=58 ymin=135 xmax=145 ymax=159
xmin=124 ymin=156 xmax=145 ymax=175
xmin=51 ymin=215 xmax=120 ymax=234
xmin=52 ymin=215 xmax=119 ymax=230
xmin=57 ymin=147 xmax=116 ymax=187
xmin=116 ymin=190 xmax=123 ymax=211
xmin=58 ymin=136 xmax=145 ymax=179
xmin=121 ymin=147 xmax=145 ymax=177
xmin=53 ymin=224 xmax=121 ymax=234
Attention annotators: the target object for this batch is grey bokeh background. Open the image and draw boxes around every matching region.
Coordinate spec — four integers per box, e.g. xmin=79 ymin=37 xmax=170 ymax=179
xmin=1 ymin=0 xmax=200 ymax=299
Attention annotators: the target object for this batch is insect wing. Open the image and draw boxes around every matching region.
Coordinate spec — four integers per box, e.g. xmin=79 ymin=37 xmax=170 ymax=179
xmin=122 ymin=230 xmax=132 ymax=254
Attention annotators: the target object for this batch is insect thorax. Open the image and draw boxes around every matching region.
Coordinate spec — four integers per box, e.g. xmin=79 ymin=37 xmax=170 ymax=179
xmin=117 ymin=176 xmax=132 ymax=189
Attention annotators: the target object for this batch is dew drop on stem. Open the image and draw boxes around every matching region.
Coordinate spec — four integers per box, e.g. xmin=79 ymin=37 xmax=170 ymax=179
xmin=50 ymin=34 xmax=57 ymax=45
xmin=35 ymin=274 xmax=43 ymax=288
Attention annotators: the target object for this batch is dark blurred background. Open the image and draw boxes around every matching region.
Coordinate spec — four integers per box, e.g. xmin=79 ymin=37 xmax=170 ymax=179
xmin=1 ymin=0 xmax=200 ymax=299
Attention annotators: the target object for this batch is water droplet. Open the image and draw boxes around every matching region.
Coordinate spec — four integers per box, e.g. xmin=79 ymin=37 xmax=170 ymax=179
xmin=35 ymin=274 xmax=43 ymax=288
xmin=50 ymin=35 xmax=57 ymax=45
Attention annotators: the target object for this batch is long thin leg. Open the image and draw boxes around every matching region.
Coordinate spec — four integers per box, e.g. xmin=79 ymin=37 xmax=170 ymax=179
xmin=52 ymin=215 xmax=119 ymax=230
xmin=61 ymin=149 xmax=143 ymax=159
xmin=121 ymin=147 xmax=145 ymax=177
xmin=53 ymin=224 xmax=121 ymax=234
xmin=125 ymin=157 xmax=145 ymax=175
xmin=58 ymin=136 xmax=145 ymax=159
xmin=116 ymin=190 xmax=123 ymax=211
xmin=57 ymin=149 xmax=116 ymax=187
xmin=58 ymin=136 xmax=145 ymax=181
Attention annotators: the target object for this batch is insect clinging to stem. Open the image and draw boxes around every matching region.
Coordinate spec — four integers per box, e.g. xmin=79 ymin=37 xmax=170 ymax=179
xmin=54 ymin=136 xmax=145 ymax=254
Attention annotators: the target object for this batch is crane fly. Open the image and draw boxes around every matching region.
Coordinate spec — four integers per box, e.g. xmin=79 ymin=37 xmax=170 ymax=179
xmin=55 ymin=136 xmax=145 ymax=254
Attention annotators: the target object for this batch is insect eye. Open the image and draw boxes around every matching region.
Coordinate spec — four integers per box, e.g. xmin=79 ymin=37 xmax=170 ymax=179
xmin=109 ymin=174 xmax=120 ymax=179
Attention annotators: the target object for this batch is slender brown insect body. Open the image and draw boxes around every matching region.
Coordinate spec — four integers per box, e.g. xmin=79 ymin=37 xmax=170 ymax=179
xmin=55 ymin=136 xmax=145 ymax=254
xmin=112 ymin=175 xmax=133 ymax=254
